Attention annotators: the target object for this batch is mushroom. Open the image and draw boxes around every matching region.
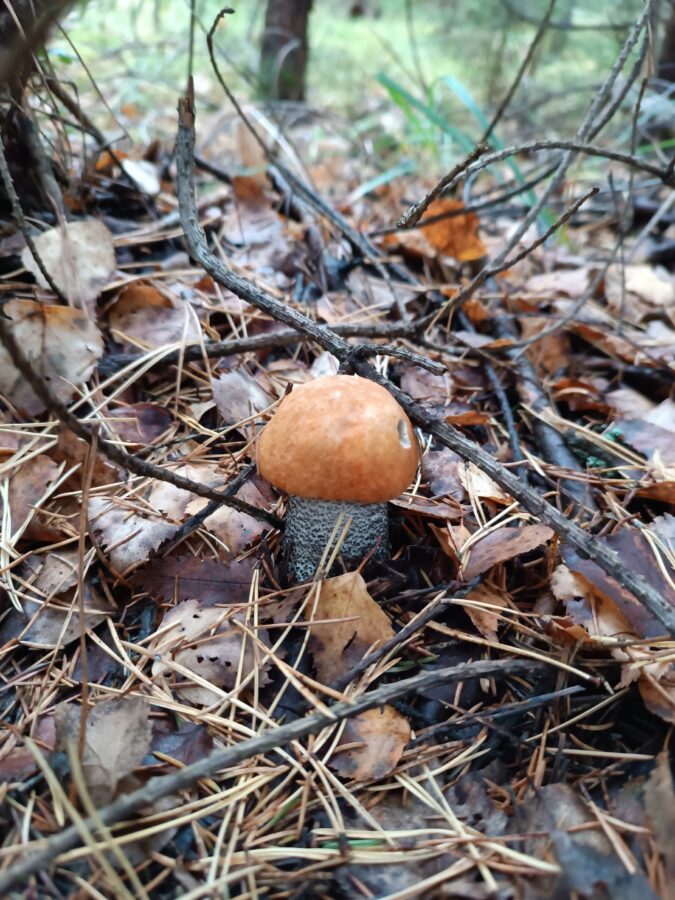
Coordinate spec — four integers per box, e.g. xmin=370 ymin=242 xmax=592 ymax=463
xmin=257 ymin=374 xmax=419 ymax=581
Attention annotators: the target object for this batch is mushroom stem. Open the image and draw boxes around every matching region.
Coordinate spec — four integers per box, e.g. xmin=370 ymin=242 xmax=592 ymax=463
xmin=284 ymin=496 xmax=389 ymax=581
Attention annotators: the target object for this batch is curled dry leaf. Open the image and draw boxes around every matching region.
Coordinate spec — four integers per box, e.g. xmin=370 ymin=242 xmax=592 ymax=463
xmin=330 ymin=706 xmax=411 ymax=782
xmin=308 ymin=571 xmax=394 ymax=684
xmin=21 ymin=219 xmax=116 ymax=306
xmin=109 ymin=282 xmax=200 ymax=350
xmin=0 ymin=300 xmax=103 ymax=414
xmin=151 ymin=599 xmax=271 ymax=706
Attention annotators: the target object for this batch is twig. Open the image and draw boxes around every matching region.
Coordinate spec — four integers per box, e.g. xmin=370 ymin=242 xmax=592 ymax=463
xmin=427 ymin=185 xmax=599 ymax=324
xmin=176 ymin=92 xmax=675 ymax=637
xmin=396 ymin=144 xmax=489 ymax=229
xmin=482 ymin=0 xmax=557 ymax=142
xmin=0 ymin=312 xmax=281 ymax=528
xmin=0 ymin=133 xmax=65 ymax=301
xmin=0 ymin=657 xmax=538 ymax=892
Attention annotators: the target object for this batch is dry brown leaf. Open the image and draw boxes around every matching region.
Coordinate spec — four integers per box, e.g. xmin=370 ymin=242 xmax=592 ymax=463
xmin=184 ymin=480 xmax=270 ymax=557
xmin=423 ymin=449 xmax=466 ymax=500
xmin=463 ymin=585 xmax=511 ymax=641
xmin=4 ymin=454 xmax=60 ymax=539
xmin=53 ymin=426 xmax=122 ymax=487
xmin=106 ymin=402 xmax=173 ymax=446
xmin=605 ymin=264 xmax=675 ymax=322
xmin=308 ymin=572 xmax=394 ymax=683
xmin=0 ymin=551 xmax=113 ymax=648
xmin=0 ymin=300 xmax=103 ymax=414
xmin=109 ymin=283 xmax=200 ymax=349
xmin=430 ymin=522 xmax=472 ymax=570
xmin=329 ymin=706 xmax=410 ymax=781
xmin=54 ymin=697 xmax=152 ymax=805
xmin=212 ymin=368 xmax=274 ymax=430
xmin=151 ymin=599 xmax=271 ymax=705
xmin=21 ymin=219 xmax=116 ymax=306
xmin=644 ymin=751 xmax=675 ymax=886
xmin=458 ymin=462 xmax=510 ymax=503
xmin=88 ymin=496 xmax=178 ymax=573
xmin=463 ymin=524 xmax=554 ymax=580
xmin=524 ymin=267 xmax=591 ymax=298
xmin=134 ymin=556 xmax=256 ymax=606
xmin=386 ymin=198 xmax=486 ymax=262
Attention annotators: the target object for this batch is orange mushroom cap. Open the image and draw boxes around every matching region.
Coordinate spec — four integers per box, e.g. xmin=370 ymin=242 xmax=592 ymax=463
xmin=257 ymin=375 xmax=419 ymax=504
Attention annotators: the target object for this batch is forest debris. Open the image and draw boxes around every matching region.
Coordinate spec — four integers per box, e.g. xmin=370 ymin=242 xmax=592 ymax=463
xmin=605 ymin=263 xmax=675 ymax=322
xmin=0 ymin=300 xmax=103 ymax=414
xmin=308 ymin=571 xmax=394 ymax=683
xmin=463 ymin=585 xmax=511 ymax=641
xmin=212 ymin=367 xmax=274 ymax=430
xmin=644 ymin=750 xmax=675 ymax=893
xmin=21 ymin=219 xmax=116 ymax=306
xmin=329 ymin=706 xmax=410 ymax=781
xmin=88 ymin=496 xmax=179 ymax=573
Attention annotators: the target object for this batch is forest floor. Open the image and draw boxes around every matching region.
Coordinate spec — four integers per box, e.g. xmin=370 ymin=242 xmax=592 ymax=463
xmin=0 ymin=5 xmax=675 ymax=899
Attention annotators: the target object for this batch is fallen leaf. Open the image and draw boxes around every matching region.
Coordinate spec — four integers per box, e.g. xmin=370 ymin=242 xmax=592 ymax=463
xmin=525 ymin=267 xmax=591 ymax=298
xmin=151 ymin=599 xmax=271 ymax=705
xmin=423 ymin=449 xmax=466 ymax=500
xmin=54 ymin=697 xmax=152 ymax=805
xmin=458 ymin=462 xmax=510 ymax=503
xmin=644 ymin=751 xmax=675 ymax=888
xmin=463 ymin=524 xmax=553 ymax=580
xmin=0 ymin=552 xmax=114 ymax=648
xmin=109 ymin=283 xmax=200 ymax=349
xmin=212 ymin=368 xmax=274 ymax=430
xmin=134 ymin=556 xmax=255 ymax=606
xmin=184 ymin=480 xmax=270 ymax=557
xmin=88 ymin=496 xmax=178 ymax=573
xmin=462 ymin=584 xmax=511 ymax=641
xmin=53 ymin=426 xmax=122 ymax=487
xmin=308 ymin=571 xmax=394 ymax=683
xmin=106 ymin=403 xmax=173 ymax=446
xmin=3 ymin=454 xmax=59 ymax=539
xmin=151 ymin=721 xmax=214 ymax=767
xmin=120 ymin=158 xmax=161 ymax=196
xmin=0 ymin=300 xmax=103 ymax=414
xmin=330 ymin=706 xmax=410 ymax=781
xmin=605 ymin=264 xmax=675 ymax=322
xmin=21 ymin=219 xmax=116 ymax=306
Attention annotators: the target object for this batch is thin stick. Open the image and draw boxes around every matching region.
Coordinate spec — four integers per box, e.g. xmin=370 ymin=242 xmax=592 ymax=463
xmin=0 ymin=657 xmax=538 ymax=893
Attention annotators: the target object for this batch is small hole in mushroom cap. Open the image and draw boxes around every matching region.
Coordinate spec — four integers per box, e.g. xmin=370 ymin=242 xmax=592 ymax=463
xmin=397 ymin=419 xmax=411 ymax=448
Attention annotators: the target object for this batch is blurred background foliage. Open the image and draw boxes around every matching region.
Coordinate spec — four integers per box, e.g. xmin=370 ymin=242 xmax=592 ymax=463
xmin=50 ymin=1 xmax=672 ymax=178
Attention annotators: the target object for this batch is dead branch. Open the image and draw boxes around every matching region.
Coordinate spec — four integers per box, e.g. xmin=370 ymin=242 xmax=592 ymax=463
xmin=0 ymin=657 xmax=540 ymax=893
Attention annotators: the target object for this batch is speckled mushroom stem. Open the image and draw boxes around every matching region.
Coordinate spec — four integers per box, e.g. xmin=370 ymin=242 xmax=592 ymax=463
xmin=284 ymin=496 xmax=389 ymax=581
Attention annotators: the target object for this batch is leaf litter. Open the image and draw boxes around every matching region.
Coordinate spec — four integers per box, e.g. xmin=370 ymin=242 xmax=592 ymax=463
xmin=0 ymin=38 xmax=674 ymax=900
